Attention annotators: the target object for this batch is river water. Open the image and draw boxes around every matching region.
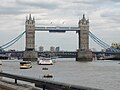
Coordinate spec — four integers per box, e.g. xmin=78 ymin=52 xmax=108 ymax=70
xmin=0 ymin=58 xmax=120 ymax=90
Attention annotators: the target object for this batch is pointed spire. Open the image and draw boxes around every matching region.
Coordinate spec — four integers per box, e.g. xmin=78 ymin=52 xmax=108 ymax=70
xmin=83 ymin=14 xmax=85 ymax=19
xmin=33 ymin=16 xmax=35 ymax=23
xmin=33 ymin=16 xmax=35 ymax=21
xmin=87 ymin=18 xmax=89 ymax=23
xmin=29 ymin=13 xmax=32 ymax=20
xmin=78 ymin=18 xmax=81 ymax=24
xmin=26 ymin=16 xmax=28 ymax=21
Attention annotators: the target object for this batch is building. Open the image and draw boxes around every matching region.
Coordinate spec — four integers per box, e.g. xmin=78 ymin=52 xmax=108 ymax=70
xmin=56 ymin=47 xmax=60 ymax=52
xmin=111 ymin=42 xmax=120 ymax=49
xmin=50 ymin=46 xmax=55 ymax=52
xmin=39 ymin=46 xmax=44 ymax=52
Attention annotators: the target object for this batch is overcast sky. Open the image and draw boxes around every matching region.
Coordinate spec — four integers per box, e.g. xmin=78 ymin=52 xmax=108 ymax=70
xmin=0 ymin=0 xmax=120 ymax=51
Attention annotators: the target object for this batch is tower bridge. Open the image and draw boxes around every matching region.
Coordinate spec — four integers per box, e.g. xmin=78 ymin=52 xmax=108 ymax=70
xmin=22 ymin=14 xmax=92 ymax=61
xmin=0 ymin=14 xmax=120 ymax=61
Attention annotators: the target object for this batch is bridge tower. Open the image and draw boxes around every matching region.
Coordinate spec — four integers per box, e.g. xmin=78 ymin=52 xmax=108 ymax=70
xmin=23 ymin=14 xmax=38 ymax=61
xmin=76 ymin=14 xmax=92 ymax=61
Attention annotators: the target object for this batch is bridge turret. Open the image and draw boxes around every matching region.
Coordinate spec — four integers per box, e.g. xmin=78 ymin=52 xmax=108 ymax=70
xmin=23 ymin=14 xmax=38 ymax=61
xmin=25 ymin=14 xmax=35 ymax=50
xmin=79 ymin=14 xmax=89 ymax=26
xmin=25 ymin=14 xmax=35 ymax=25
xmin=76 ymin=14 xmax=92 ymax=61
xmin=78 ymin=14 xmax=89 ymax=50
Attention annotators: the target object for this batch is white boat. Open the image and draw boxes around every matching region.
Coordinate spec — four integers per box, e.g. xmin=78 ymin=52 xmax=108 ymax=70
xmin=37 ymin=57 xmax=53 ymax=65
xmin=20 ymin=61 xmax=32 ymax=69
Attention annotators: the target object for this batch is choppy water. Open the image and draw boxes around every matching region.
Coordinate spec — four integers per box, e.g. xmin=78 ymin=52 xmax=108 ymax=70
xmin=0 ymin=58 xmax=120 ymax=90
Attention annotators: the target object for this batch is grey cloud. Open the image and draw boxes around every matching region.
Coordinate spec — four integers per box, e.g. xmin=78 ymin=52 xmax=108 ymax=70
xmin=101 ymin=9 xmax=120 ymax=23
xmin=72 ymin=0 xmax=120 ymax=6
xmin=110 ymin=0 xmax=120 ymax=2
xmin=0 ymin=0 xmax=61 ymax=15
xmin=0 ymin=8 xmax=23 ymax=15
xmin=0 ymin=0 xmax=120 ymax=51
xmin=16 ymin=0 xmax=61 ymax=10
xmin=72 ymin=0 xmax=105 ymax=4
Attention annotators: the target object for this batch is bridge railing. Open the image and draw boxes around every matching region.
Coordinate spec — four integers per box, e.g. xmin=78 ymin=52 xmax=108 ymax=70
xmin=0 ymin=72 xmax=101 ymax=90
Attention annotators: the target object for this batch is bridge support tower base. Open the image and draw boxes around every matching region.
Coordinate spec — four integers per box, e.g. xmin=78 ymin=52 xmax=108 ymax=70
xmin=76 ymin=50 xmax=93 ymax=61
xmin=23 ymin=51 xmax=38 ymax=61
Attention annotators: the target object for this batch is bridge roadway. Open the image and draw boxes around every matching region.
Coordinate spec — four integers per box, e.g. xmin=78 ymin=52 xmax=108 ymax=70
xmin=0 ymin=50 xmax=120 ymax=59
xmin=0 ymin=51 xmax=120 ymax=55
xmin=0 ymin=51 xmax=76 ymax=54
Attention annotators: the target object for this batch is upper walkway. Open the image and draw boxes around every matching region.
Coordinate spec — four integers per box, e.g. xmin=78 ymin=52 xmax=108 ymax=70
xmin=35 ymin=27 xmax=80 ymax=32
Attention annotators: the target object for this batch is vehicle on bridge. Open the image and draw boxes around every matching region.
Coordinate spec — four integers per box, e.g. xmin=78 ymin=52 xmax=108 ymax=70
xmin=37 ymin=57 xmax=53 ymax=65
xmin=20 ymin=61 xmax=32 ymax=69
xmin=0 ymin=54 xmax=8 ymax=60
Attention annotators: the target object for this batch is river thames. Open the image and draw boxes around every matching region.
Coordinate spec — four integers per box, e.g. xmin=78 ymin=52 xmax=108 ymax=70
xmin=0 ymin=58 xmax=120 ymax=90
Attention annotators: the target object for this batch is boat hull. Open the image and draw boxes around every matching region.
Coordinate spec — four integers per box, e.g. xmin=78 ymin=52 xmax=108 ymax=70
xmin=37 ymin=58 xmax=53 ymax=65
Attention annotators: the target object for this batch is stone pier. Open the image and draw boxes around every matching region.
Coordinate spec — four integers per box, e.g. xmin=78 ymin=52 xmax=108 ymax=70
xmin=23 ymin=50 xmax=38 ymax=61
xmin=76 ymin=49 xmax=93 ymax=61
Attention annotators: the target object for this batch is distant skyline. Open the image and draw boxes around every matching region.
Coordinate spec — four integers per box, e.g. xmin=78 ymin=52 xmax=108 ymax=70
xmin=0 ymin=0 xmax=120 ymax=51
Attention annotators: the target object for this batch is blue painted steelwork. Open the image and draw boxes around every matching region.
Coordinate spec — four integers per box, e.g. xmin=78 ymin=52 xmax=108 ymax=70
xmin=49 ymin=30 xmax=66 ymax=33
xmin=93 ymin=51 xmax=120 ymax=54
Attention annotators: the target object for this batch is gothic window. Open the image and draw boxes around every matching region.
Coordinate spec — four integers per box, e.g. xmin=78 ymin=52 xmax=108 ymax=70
xmin=84 ymin=39 xmax=86 ymax=43
xmin=30 ymin=26 xmax=31 ymax=29
xmin=29 ymin=21 xmax=32 ymax=24
xmin=28 ymin=40 xmax=31 ymax=43
xmin=84 ymin=27 xmax=86 ymax=29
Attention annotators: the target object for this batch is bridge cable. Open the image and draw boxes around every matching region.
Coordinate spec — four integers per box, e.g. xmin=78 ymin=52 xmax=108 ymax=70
xmin=89 ymin=31 xmax=116 ymax=52
xmin=0 ymin=31 xmax=25 ymax=50
xmin=89 ymin=32 xmax=109 ymax=49
xmin=0 ymin=31 xmax=25 ymax=48
xmin=89 ymin=34 xmax=108 ymax=49
xmin=89 ymin=31 xmax=120 ymax=53
xmin=1 ymin=32 xmax=24 ymax=49
xmin=89 ymin=31 xmax=110 ymax=47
